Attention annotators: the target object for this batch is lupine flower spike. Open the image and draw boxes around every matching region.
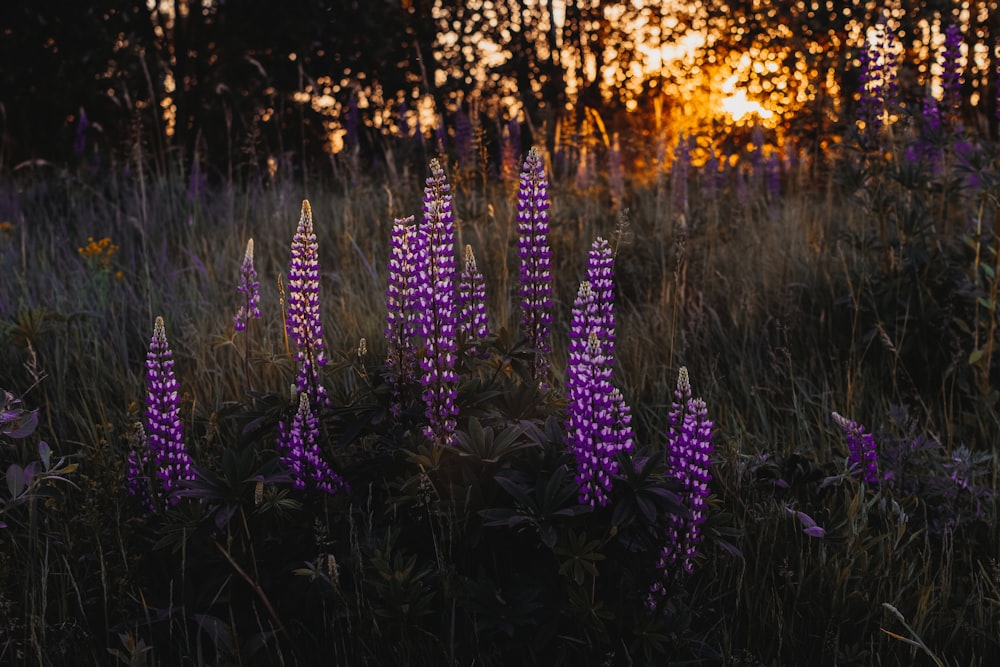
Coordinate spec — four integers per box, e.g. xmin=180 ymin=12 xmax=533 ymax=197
xmin=287 ymin=200 xmax=329 ymax=408
xmin=385 ymin=216 xmax=428 ymax=416
xmin=141 ymin=317 xmax=195 ymax=509
xmin=649 ymin=367 xmax=714 ymax=608
xmin=277 ymin=392 xmax=346 ymax=495
xmin=516 ymin=147 xmax=554 ymax=380
xmin=234 ymin=238 xmax=261 ymax=332
xmin=857 ymin=16 xmax=899 ymax=151
xmin=832 ymin=412 xmax=880 ymax=485
xmin=457 ymin=244 xmax=489 ymax=352
xmin=418 ymin=160 xmax=459 ymax=445
xmin=564 ymin=242 xmax=634 ymax=507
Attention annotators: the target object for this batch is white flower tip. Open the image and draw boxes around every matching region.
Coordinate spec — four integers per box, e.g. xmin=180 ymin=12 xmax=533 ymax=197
xmin=677 ymin=366 xmax=690 ymax=393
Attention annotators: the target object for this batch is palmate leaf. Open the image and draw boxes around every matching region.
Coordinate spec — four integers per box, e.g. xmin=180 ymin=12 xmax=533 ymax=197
xmin=452 ymin=418 xmax=534 ymax=464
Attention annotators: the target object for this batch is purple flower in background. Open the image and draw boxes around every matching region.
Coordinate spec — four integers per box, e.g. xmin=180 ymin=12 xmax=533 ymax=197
xmin=287 ymin=200 xmax=329 ymax=408
xmin=234 ymin=238 xmax=261 ymax=332
xmin=125 ymin=422 xmax=154 ymax=512
xmin=832 ymin=412 xmax=880 ymax=485
xmin=345 ymin=95 xmax=359 ymax=150
xmin=608 ymin=133 xmax=625 ymax=207
xmin=277 ymin=392 xmax=346 ymax=495
xmin=516 ymin=147 xmax=554 ymax=379
xmin=385 ymin=215 xmax=425 ymax=415
xmin=500 ymin=117 xmax=521 ymax=181
xmin=941 ymin=24 xmax=964 ymax=134
xmin=652 ymin=367 xmax=714 ymax=601
xmin=456 ymin=244 xmax=489 ymax=347
xmin=765 ymin=153 xmax=781 ymax=202
xmin=73 ymin=109 xmax=89 ymax=157
xmin=144 ymin=317 xmax=195 ymax=507
xmin=454 ymin=107 xmax=474 ymax=171
xmin=418 ymin=159 xmax=459 ymax=445
xmin=857 ymin=16 xmax=899 ymax=150
xmin=671 ymin=134 xmax=690 ymax=225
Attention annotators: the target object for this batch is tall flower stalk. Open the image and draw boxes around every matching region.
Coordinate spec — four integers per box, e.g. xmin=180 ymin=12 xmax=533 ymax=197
xmin=564 ymin=238 xmax=633 ymax=506
xmin=457 ymin=244 xmax=489 ymax=352
xmin=128 ymin=316 xmax=194 ymax=510
xmin=857 ymin=16 xmax=899 ymax=151
xmin=940 ymin=24 xmax=964 ymax=135
xmin=650 ymin=368 xmax=714 ymax=605
xmin=832 ymin=412 xmax=880 ymax=485
xmin=234 ymin=238 xmax=261 ymax=390
xmin=286 ymin=200 xmax=328 ymax=408
xmin=277 ymin=392 xmax=346 ymax=495
xmin=418 ymin=159 xmax=459 ymax=445
xmin=516 ymin=147 xmax=554 ymax=380
xmin=385 ymin=215 xmax=426 ymax=416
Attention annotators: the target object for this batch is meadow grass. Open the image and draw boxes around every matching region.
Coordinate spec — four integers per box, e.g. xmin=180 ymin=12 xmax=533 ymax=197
xmin=0 ymin=137 xmax=998 ymax=665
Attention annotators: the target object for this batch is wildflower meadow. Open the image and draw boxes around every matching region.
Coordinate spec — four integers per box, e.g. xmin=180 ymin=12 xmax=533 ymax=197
xmin=2 ymin=9 xmax=1000 ymax=667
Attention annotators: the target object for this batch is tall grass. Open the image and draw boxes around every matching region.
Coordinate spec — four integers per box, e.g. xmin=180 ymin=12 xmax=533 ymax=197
xmin=0 ymin=129 xmax=998 ymax=664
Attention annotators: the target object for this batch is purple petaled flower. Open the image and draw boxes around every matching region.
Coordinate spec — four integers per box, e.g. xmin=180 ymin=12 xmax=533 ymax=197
xmin=418 ymin=160 xmax=459 ymax=445
xmin=608 ymin=132 xmax=625 ymax=207
xmin=516 ymin=147 xmax=554 ymax=379
xmin=832 ymin=411 xmax=880 ymax=485
xmin=125 ymin=422 xmax=154 ymax=512
xmin=454 ymin=107 xmax=474 ymax=171
xmin=671 ymin=134 xmax=690 ymax=224
xmin=456 ymin=244 xmax=489 ymax=349
xmin=277 ymin=392 xmax=346 ymax=495
xmin=500 ymin=117 xmax=521 ymax=182
xmin=941 ymin=24 xmax=964 ymax=134
xmin=857 ymin=16 xmax=899 ymax=150
xmin=73 ymin=109 xmax=89 ymax=157
xmin=585 ymin=237 xmax=616 ymax=363
xmin=234 ymin=238 xmax=261 ymax=332
xmin=564 ymin=252 xmax=631 ymax=507
xmin=651 ymin=367 xmax=714 ymax=605
xmin=385 ymin=216 xmax=426 ymax=415
xmin=345 ymin=95 xmax=359 ymax=149
xmin=144 ymin=317 xmax=194 ymax=507
xmin=287 ymin=200 xmax=329 ymax=408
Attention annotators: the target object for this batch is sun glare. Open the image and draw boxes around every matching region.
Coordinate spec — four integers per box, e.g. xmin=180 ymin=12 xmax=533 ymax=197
xmin=720 ymin=75 xmax=774 ymax=123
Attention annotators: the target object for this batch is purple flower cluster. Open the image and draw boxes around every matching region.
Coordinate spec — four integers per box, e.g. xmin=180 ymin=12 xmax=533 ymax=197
xmin=385 ymin=215 xmax=424 ymax=414
xmin=857 ymin=17 xmax=899 ymax=150
xmin=457 ymin=244 xmax=489 ymax=348
xmin=650 ymin=367 xmax=714 ymax=603
xmin=516 ymin=147 xmax=554 ymax=379
xmin=418 ymin=160 xmax=459 ymax=445
xmin=127 ymin=317 xmax=195 ymax=510
xmin=564 ymin=238 xmax=633 ymax=506
xmin=832 ymin=412 xmax=880 ymax=485
xmin=277 ymin=393 xmax=346 ymax=495
xmin=287 ymin=200 xmax=329 ymax=408
xmin=234 ymin=238 xmax=261 ymax=332
xmin=941 ymin=24 xmax=964 ymax=133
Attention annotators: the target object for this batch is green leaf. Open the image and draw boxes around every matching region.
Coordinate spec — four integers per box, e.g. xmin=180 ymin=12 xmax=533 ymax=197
xmin=969 ymin=348 xmax=985 ymax=365
xmin=6 ymin=464 xmax=25 ymax=497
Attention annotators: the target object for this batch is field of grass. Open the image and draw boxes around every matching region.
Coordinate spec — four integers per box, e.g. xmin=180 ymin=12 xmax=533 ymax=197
xmin=1 ymin=126 xmax=998 ymax=665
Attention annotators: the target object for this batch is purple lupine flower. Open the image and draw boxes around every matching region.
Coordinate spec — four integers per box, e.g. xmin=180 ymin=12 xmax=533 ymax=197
xmin=671 ymin=134 xmax=690 ymax=226
xmin=287 ymin=200 xmax=328 ymax=408
xmin=456 ymin=244 xmax=489 ymax=347
xmin=575 ymin=143 xmax=594 ymax=191
xmin=565 ymin=323 xmax=617 ymax=506
xmin=417 ymin=159 xmax=459 ymax=445
xmin=856 ymin=17 xmax=899 ymax=150
xmin=385 ymin=216 xmax=426 ymax=415
xmin=234 ymin=238 xmax=261 ymax=332
xmin=516 ymin=147 xmax=554 ymax=379
xmin=125 ymin=421 xmax=154 ymax=512
xmin=585 ymin=237 xmax=616 ymax=363
xmin=500 ymin=118 xmax=521 ymax=182
xmin=345 ymin=95 xmax=359 ymax=150
xmin=73 ymin=109 xmax=89 ymax=157
xmin=277 ymin=392 xmax=346 ymax=495
xmin=655 ymin=368 xmax=714 ymax=589
xmin=609 ymin=387 xmax=635 ymax=456
xmin=765 ymin=153 xmax=781 ymax=201
xmin=941 ymin=24 xmax=964 ymax=134
xmin=608 ymin=132 xmax=625 ymax=207
xmin=454 ymin=107 xmax=474 ymax=170
xmin=145 ymin=316 xmax=195 ymax=507
xmin=832 ymin=412 xmax=880 ymax=485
